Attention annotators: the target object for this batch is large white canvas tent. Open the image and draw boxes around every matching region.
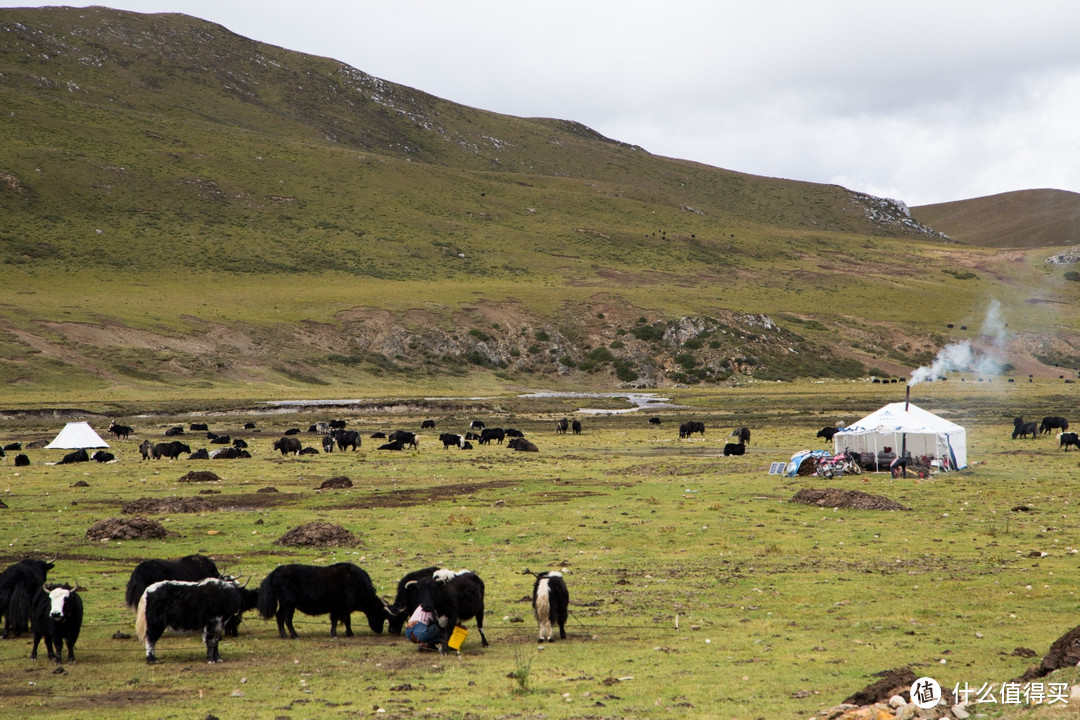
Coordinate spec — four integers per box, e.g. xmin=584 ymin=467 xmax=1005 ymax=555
xmin=44 ymin=421 xmax=109 ymax=450
xmin=832 ymin=402 xmax=966 ymax=471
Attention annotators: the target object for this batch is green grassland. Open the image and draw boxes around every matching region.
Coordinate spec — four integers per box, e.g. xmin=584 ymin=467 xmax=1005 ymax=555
xmin=1 ymin=382 xmax=1079 ymax=719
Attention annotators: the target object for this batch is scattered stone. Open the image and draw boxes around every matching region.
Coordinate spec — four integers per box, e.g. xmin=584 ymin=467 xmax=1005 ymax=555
xmin=951 ymin=703 xmax=970 ymax=719
xmin=122 ymin=496 xmax=214 ymax=514
xmin=86 ymin=516 xmax=168 ymax=541
xmin=791 ymin=488 xmax=912 ymax=511
xmin=317 ymin=476 xmax=353 ymax=489
xmin=178 ymin=471 xmax=220 ymax=483
xmin=274 ymin=521 xmax=360 ymax=548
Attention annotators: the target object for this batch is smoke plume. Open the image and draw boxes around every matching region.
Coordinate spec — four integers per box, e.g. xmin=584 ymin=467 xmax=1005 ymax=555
xmin=908 ymin=300 xmax=1007 ymax=387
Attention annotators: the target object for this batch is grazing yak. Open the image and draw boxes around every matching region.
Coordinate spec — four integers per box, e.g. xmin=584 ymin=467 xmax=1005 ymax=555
xmin=210 ymin=435 xmax=231 ymax=445
xmin=479 ymin=428 xmax=505 ymax=445
xmin=387 ymin=430 xmax=418 ymax=449
xmin=1013 ymin=417 xmax=1039 ymax=440
xmin=14 ymin=454 xmax=30 ymax=467
xmin=408 ymin=569 xmax=489 ymax=653
xmin=386 ymin=566 xmax=441 ymax=635
xmin=504 ymin=428 xmax=524 ymax=438
xmin=723 ymin=443 xmax=746 ymax=456
xmin=730 ymin=427 xmax=751 ymax=444
xmin=378 ymin=440 xmax=405 ymax=451
xmin=30 ymin=583 xmax=82 ymax=666
xmin=1059 ymin=432 xmax=1080 ymax=451
xmin=555 ymin=418 xmax=569 ymax=434
xmin=189 ymin=423 xmax=209 ymax=432
xmin=243 ymin=422 xmax=257 ymax=430
xmin=530 ymin=571 xmax=569 ymax=643
xmin=139 ymin=439 xmax=156 ymax=460
xmin=679 ymin=421 xmax=705 ymax=439
xmin=2 ymin=442 xmax=21 ymax=451
xmin=469 ymin=420 xmax=485 ymax=431
xmin=108 ymin=421 xmax=134 ymax=440
xmin=257 ymin=563 xmax=388 ymax=639
xmin=571 ymin=420 xmax=582 ymax=434
xmin=648 ymin=417 xmax=662 ymax=425
xmin=508 ymin=437 xmax=539 ymax=452
xmin=321 ymin=435 xmax=335 ymax=453
xmin=421 ymin=419 xmax=436 ymax=429
xmin=334 ymin=429 xmax=362 ymax=452
xmin=1 ymin=558 xmax=54 ymax=638
xmin=154 ymin=441 xmax=191 ymax=460
xmin=1041 ymin=416 xmax=1069 ymax=434
xmin=440 ymin=433 xmax=466 ymax=449
xmin=136 ymin=577 xmax=258 ymax=664
xmin=816 ymin=426 xmax=839 ymax=442
xmin=273 ymin=436 xmax=303 ymax=456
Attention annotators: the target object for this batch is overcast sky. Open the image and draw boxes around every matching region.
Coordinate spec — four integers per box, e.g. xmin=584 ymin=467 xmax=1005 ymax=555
xmin=6 ymin=1 xmax=1080 ymax=206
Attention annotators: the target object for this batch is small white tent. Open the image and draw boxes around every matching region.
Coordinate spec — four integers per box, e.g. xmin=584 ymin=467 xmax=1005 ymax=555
xmin=44 ymin=421 xmax=109 ymax=450
xmin=832 ymin=402 xmax=966 ymax=471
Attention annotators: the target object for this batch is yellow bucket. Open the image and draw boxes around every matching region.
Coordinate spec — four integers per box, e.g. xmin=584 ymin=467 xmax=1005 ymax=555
xmin=447 ymin=625 xmax=468 ymax=650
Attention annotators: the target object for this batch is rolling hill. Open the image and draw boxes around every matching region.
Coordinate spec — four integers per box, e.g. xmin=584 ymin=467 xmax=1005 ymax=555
xmin=2 ymin=6 xmax=1079 ymax=400
xmin=912 ymin=189 xmax=1080 ymax=248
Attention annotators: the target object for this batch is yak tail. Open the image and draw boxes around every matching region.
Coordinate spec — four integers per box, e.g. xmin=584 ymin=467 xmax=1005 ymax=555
xmin=256 ymin=573 xmax=277 ymax=620
xmin=8 ymin=584 xmax=33 ymax=634
xmin=535 ymin=577 xmax=551 ymax=622
xmin=124 ymin=578 xmax=144 ymax=610
xmin=135 ymin=592 xmax=149 ymax=643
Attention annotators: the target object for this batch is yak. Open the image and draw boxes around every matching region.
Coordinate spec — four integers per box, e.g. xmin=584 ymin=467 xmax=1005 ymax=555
xmin=257 ymin=563 xmax=388 ymax=639
xmin=30 ymin=583 xmax=82 ymax=666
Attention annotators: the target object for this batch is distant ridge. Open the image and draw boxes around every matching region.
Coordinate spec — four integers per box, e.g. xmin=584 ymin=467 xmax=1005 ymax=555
xmin=912 ymin=189 xmax=1080 ymax=248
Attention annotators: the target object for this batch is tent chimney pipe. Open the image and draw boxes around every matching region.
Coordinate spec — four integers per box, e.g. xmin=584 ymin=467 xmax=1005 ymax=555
xmin=905 ymin=385 xmax=910 ymax=412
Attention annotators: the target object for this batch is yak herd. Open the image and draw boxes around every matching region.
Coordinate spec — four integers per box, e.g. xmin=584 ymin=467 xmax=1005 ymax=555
xmin=0 ymin=553 xmax=569 ymax=666
xmin=1011 ymin=415 xmax=1077 ymax=449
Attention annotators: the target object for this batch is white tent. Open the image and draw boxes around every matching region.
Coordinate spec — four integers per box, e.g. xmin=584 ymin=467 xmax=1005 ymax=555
xmin=44 ymin=421 xmax=109 ymax=450
xmin=832 ymin=402 xmax=966 ymax=471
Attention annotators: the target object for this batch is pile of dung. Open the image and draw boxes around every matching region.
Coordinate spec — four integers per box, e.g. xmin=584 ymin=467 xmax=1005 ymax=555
xmin=274 ymin=521 xmax=360 ymax=548
xmin=791 ymin=487 xmax=911 ymax=511
xmin=178 ymin=471 xmax=221 ymax=483
xmin=86 ymin=516 xmax=168 ymax=541
xmin=317 ymin=476 xmax=353 ymax=489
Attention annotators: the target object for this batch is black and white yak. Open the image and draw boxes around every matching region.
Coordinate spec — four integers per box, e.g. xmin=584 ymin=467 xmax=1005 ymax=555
xmin=1059 ymin=432 xmax=1080 ymax=451
xmin=135 ymin=577 xmax=258 ymax=664
xmin=30 ymin=583 xmax=83 ymax=666
xmin=408 ymin=569 xmax=489 ymax=653
xmin=257 ymin=563 xmax=388 ymax=639
xmin=530 ymin=571 xmax=569 ymax=643
xmin=125 ymin=554 xmax=251 ymax=636
xmin=0 ymin=558 xmax=54 ymax=638
xmin=385 ymin=566 xmax=441 ymax=635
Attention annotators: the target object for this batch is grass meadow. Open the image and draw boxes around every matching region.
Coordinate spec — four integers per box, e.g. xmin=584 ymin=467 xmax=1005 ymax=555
xmin=1 ymin=380 xmax=1079 ymax=719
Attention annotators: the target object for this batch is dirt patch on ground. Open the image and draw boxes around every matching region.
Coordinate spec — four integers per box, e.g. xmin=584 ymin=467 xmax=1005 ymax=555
xmin=791 ymin=487 xmax=911 ymax=511
xmin=275 ymin=521 xmax=360 ymax=547
xmin=86 ymin=516 xmax=169 ymax=541
xmin=1016 ymin=623 xmax=1080 ymax=682
xmin=317 ymin=476 xmax=353 ymax=489
xmin=338 ymin=480 xmax=518 ymax=509
xmin=177 ymin=470 xmax=221 ymax=483
xmin=121 ymin=496 xmax=215 ymax=514
xmin=843 ymin=667 xmax=917 ymax=706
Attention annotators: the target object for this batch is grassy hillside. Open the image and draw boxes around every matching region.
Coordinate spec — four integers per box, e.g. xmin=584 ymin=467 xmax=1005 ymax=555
xmin=913 ymin=189 xmax=1080 ymax=248
xmin=2 ymin=6 xmax=1080 ymax=399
